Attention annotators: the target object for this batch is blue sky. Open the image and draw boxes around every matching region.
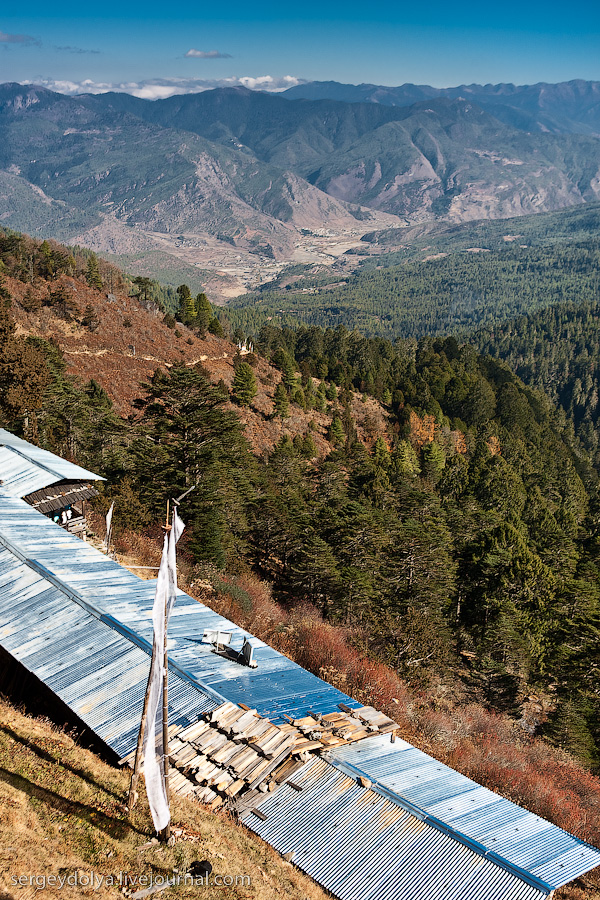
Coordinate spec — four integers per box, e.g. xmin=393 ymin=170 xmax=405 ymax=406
xmin=1 ymin=0 xmax=599 ymax=97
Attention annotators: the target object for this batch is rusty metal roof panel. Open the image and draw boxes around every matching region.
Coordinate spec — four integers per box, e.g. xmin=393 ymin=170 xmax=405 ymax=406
xmin=0 ymin=429 xmax=103 ymax=498
xmin=329 ymin=735 xmax=600 ymax=889
xmin=242 ymin=757 xmax=550 ymax=900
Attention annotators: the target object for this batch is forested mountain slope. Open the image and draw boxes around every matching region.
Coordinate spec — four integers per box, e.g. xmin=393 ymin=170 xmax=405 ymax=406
xmin=476 ymin=299 xmax=600 ymax=465
xmin=229 ymin=238 xmax=600 ymax=339
xmin=1 ymin=228 xmax=599 ymax=776
xmin=2 ymin=227 xmax=600 ymax=897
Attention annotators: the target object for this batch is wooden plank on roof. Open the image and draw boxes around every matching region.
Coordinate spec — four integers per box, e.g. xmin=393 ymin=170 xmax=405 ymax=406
xmin=231 ymin=748 xmax=261 ymax=775
xmin=194 ymin=730 xmax=228 ymax=753
xmin=345 ymin=729 xmax=371 ymax=742
xmin=248 ymin=745 xmax=294 ymax=790
xmin=292 ymin=716 xmax=317 ymax=728
xmin=225 ymin=778 xmax=246 ymax=797
xmin=291 ymin=739 xmax=323 ymax=753
xmin=206 ymin=766 xmax=228 ymax=786
xmin=215 ymin=772 xmax=235 ymax=792
xmin=263 ymin=733 xmax=296 ymax=759
xmin=251 ymin=809 xmax=267 ymax=821
xmin=185 ymin=753 xmax=208 ymax=773
xmin=211 ymin=740 xmax=239 ymax=764
xmin=273 ymin=758 xmax=305 ymax=783
xmin=229 ymin=710 xmax=260 ymax=735
xmin=242 ymin=719 xmax=273 ymax=743
xmin=246 ymin=757 xmax=277 ymax=789
xmin=178 ymin=720 xmax=210 ymax=742
xmin=207 ymin=702 xmax=238 ymax=725
xmin=219 ymin=707 xmax=249 ymax=730
xmin=171 ymin=744 xmax=198 ymax=766
xmin=168 ymin=738 xmax=186 ymax=755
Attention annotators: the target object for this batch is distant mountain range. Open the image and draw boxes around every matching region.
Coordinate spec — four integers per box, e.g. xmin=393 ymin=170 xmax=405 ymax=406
xmin=0 ymin=80 xmax=599 ymax=264
xmin=284 ymin=79 xmax=600 ymax=136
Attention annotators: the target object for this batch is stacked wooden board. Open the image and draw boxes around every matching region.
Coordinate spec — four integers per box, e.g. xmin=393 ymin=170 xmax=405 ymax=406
xmin=162 ymin=701 xmax=400 ymax=814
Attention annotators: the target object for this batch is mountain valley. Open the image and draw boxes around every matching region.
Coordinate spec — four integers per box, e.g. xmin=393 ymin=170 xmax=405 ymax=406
xmin=1 ymin=80 xmax=600 ymax=300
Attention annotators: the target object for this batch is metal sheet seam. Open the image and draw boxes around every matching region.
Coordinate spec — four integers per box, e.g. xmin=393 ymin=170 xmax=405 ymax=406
xmin=327 ymin=755 xmax=554 ymax=895
xmin=0 ymin=531 xmax=228 ymax=709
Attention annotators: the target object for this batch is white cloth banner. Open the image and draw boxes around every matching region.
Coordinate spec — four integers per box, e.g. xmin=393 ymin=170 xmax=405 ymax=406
xmin=143 ymin=509 xmax=185 ymax=833
xmin=104 ymin=502 xmax=114 ymax=553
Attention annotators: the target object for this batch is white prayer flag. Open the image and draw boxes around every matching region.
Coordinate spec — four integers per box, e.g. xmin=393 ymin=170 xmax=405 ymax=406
xmin=143 ymin=509 xmax=185 ymax=833
xmin=104 ymin=502 xmax=114 ymax=553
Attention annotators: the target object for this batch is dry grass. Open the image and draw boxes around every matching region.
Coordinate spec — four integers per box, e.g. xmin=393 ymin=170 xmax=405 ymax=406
xmin=0 ymin=697 xmax=331 ymax=900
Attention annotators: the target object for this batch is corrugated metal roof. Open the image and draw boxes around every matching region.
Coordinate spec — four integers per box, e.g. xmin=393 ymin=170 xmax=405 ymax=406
xmin=0 ymin=540 xmax=218 ymax=758
xmin=0 ymin=428 xmax=103 ymax=497
xmin=1 ymin=482 xmax=599 ymax=896
xmin=0 ymin=491 xmax=357 ymax=724
xmin=328 ymin=735 xmax=600 ymax=890
xmin=242 ymin=756 xmax=550 ymax=900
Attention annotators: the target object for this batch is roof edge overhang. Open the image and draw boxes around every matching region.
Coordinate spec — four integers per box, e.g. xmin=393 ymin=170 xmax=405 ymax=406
xmin=327 ymin=754 xmax=556 ymax=895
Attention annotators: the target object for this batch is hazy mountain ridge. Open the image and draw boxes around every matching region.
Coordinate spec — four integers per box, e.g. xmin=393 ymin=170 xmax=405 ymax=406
xmin=284 ymin=78 xmax=600 ymax=136
xmin=83 ymin=87 xmax=600 ymax=221
xmin=0 ymin=84 xmax=395 ymax=255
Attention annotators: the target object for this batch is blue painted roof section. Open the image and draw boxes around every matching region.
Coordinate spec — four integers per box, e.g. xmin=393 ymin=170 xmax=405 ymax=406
xmin=0 ymin=526 xmax=219 ymax=758
xmin=243 ymin=756 xmax=550 ymax=900
xmin=328 ymin=734 xmax=600 ymax=890
xmin=0 ymin=428 xmax=104 ymax=497
xmin=0 ymin=491 xmax=358 ymax=723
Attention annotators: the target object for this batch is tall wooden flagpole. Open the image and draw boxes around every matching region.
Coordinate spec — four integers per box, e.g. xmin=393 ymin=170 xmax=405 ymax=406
xmin=128 ymin=499 xmax=173 ymax=839
xmin=160 ymin=502 xmax=172 ymax=842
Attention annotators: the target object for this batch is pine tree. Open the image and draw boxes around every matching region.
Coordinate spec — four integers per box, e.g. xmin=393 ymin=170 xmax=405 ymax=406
xmin=0 ymin=295 xmax=50 ymax=436
xmin=274 ymin=382 xmax=290 ymax=418
xmin=232 ymin=361 xmax=257 ymax=407
xmin=132 ymin=276 xmax=154 ymax=303
xmin=81 ymin=304 xmax=100 ymax=331
xmin=422 ymin=441 xmax=446 ymax=483
xmin=293 ymin=387 xmax=306 ymax=410
xmin=301 ymin=432 xmax=316 ymax=458
xmin=329 ymin=415 xmax=345 ymax=448
xmin=177 ymin=284 xmax=196 ymax=326
xmin=195 ymin=292 xmax=212 ymax=334
xmin=39 ymin=240 xmax=55 ymax=279
xmin=208 ymin=316 xmax=225 ymax=338
xmin=273 ymin=349 xmax=298 ymax=391
xmin=130 ymin=365 xmax=255 ymax=568
xmin=85 ymin=253 xmax=103 ymax=291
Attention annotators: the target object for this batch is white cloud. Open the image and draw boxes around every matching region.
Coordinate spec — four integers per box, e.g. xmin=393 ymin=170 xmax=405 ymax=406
xmin=31 ymin=75 xmax=305 ymax=99
xmin=0 ymin=30 xmax=39 ymax=46
xmin=185 ymin=49 xmax=232 ymax=59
